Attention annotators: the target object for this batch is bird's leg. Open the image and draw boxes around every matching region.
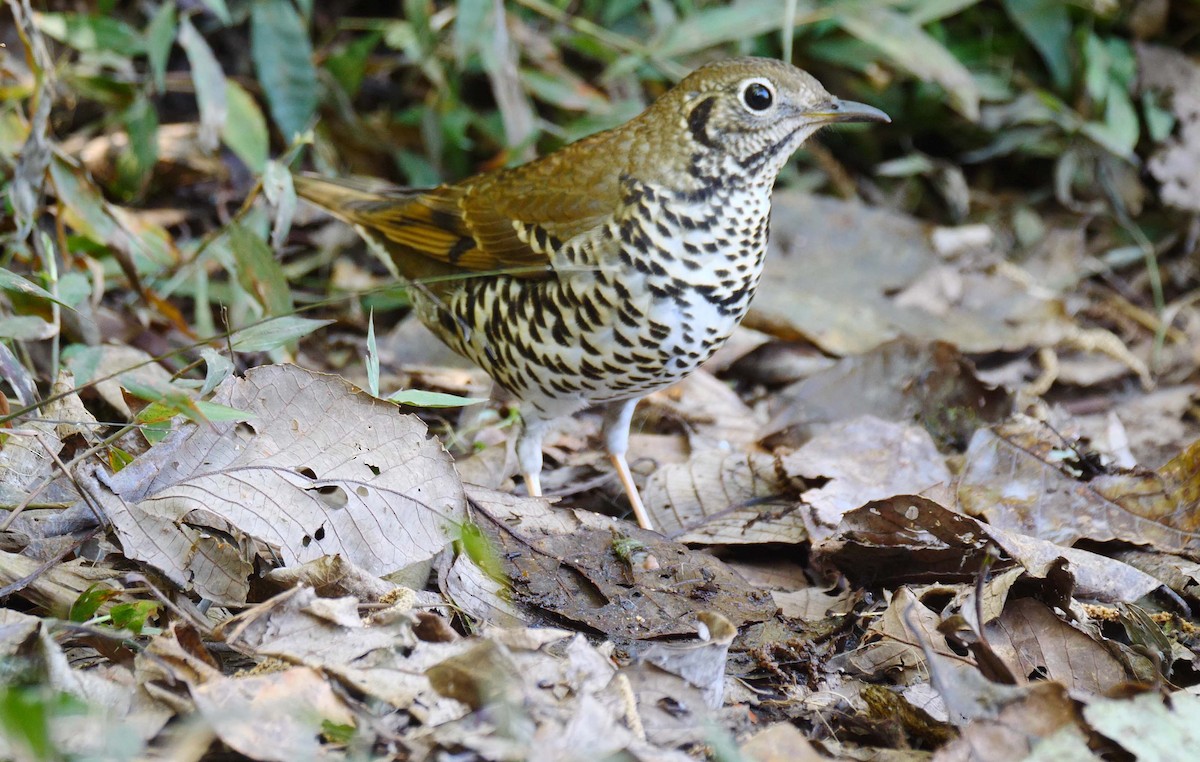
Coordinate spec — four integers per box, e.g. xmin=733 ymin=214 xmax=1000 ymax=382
xmin=603 ymin=399 xmax=653 ymax=530
xmin=516 ymin=415 xmax=548 ymax=497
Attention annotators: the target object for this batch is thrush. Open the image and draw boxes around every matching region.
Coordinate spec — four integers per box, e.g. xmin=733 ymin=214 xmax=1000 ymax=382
xmin=294 ymin=57 xmax=889 ymax=530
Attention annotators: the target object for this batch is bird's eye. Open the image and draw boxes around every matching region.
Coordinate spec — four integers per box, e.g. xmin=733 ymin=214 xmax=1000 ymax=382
xmin=742 ymin=82 xmax=774 ymax=111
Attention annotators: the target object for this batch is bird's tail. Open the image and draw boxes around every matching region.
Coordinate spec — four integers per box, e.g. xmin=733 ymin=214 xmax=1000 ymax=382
xmin=292 ymin=173 xmax=426 ymax=228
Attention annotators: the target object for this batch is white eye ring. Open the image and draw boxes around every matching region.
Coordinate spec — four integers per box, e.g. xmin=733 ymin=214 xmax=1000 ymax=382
xmin=739 ymin=78 xmax=776 ymax=113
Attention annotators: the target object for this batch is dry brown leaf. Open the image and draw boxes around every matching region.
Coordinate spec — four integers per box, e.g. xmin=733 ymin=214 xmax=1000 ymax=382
xmin=985 ymin=597 xmax=1129 ymax=695
xmin=636 ymin=611 xmax=736 ymax=709
xmin=764 ymin=340 xmax=1011 ymax=452
xmin=740 ymin=722 xmax=825 ymax=762
xmin=80 ymin=364 xmax=466 ymax=605
xmin=849 ymin=586 xmax=955 ymax=684
xmin=820 ymin=495 xmax=1162 ymax=603
xmin=959 ymin=417 xmax=1200 ymax=557
xmin=467 ymin=486 xmax=776 ymax=640
xmin=0 ymin=611 xmax=173 ymax=760
xmin=193 ymin=667 xmax=356 ymax=762
xmin=751 ymin=193 xmax=1074 ymax=355
xmin=642 ymin=450 xmax=804 ymax=543
xmin=785 ymin=416 xmax=953 ymax=542
xmin=215 ymin=585 xmax=416 ymax=664
xmin=1083 ymin=690 xmax=1200 ymax=757
xmin=1138 ymin=43 xmax=1200 ymax=212
xmin=641 ymin=368 xmax=764 ymax=451
xmin=933 ymin=682 xmax=1087 ymax=761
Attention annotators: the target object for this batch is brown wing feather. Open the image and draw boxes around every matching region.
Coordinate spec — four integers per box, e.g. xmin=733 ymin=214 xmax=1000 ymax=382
xmin=294 ymin=124 xmax=634 ymax=280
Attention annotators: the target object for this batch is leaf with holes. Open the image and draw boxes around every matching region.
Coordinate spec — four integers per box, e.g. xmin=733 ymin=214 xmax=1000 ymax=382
xmin=77 ymin=364 xmax=466 ymax=605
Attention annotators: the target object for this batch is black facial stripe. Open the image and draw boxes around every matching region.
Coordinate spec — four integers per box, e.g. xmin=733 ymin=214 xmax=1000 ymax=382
xmin=687 ymin=96 xmax=717 ymax=149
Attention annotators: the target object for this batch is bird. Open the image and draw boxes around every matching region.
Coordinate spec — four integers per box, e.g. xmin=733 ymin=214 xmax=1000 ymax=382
xmin=294 ymin=57 xmax=889 ymax=531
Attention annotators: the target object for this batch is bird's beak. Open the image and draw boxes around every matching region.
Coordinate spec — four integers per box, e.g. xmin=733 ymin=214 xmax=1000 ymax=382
xmin=805 ymin=98 xmax=891 ymax=124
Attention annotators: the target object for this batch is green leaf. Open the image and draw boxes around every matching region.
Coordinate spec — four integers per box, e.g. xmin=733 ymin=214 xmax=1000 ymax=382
xmin=109 ymin=446 xmax=135 ymax=472
xmin=453 ymin=0 xmax=490 ymax=65
xmin=1106 ymin=37 xmax=1136 ymax=89
xmin=229 ymin=316 xmax=333 ymax=352
xmin=227 ymin=222 xmax=291 ymax=316
xmin=35 ymin=12 xmax=145 ymax=54
xmin=251 ymin=0 xmax=319 ymax=141
xmin=115 ymin=95 xmax=159 ymax=198
xmin=263 ymin=161 xmax=296 ymax=251
xmin=0 ymin=268 xmax=73 ymax=309
xmin=57 ymin=272 xmax=91 ymax=308
xmin=325 ymin=31 xmax=380 ymax=98
xmin=838 ymin=7 xmax=980 ymax=121
xmin=178 ymin=16 xmax=227 ymax=152
xmin=0 ymin=315 xmax=56 ymax=340
xmin=49 ymin=156 xmax=115 ymax=243
xmin=1084 ymin=33 xmax=1108 ymax=104
xmin=1002 ymin=0 xmax=1071 ymax=91
xmin=134 ymin=401 xmax=177 ymax=444
xmin=110 ymin=601 xmax=160 ymax=635
xmin=654 ymin=0 xmax=816 ymax=59
xmin=192 ymin=400 xmax=255 ymax=422
xmin=69 ymin=584 xmax=118 ymax=622
xmin=522 ymin=68 xmax=611 ymax=112
xmin=365 ymin=310 xmax=380 ymax=398
xmin=199 ymin=348 xmax=234 ymax=396
xmin=387 ymin=389 xmax=488 ymax=408
xmin=1082 ymin=81 xmax=1139 ymax=160
xmin=321 ymin=721 xmax=356 ymax=745
xmin=1142 ymin=91 xmax=1175 ymax=143
xmin=221 ymin=80 xmax=269 ymax=172
xmin=875 ymin=153 xmax=936 ymax=177
xmin=458 ymin=521 xmax=507 ymax=584
xmin=145 ymin=1 xmax=176 ymax=93
xmin=198 ymin=0 xmax=232 ymax=24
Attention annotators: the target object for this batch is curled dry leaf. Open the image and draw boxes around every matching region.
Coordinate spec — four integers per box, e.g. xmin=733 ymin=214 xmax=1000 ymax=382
xmin=1083 ymin=690 xmax=1200 ymax=758
xmin=959 ymin=416 xmax=1200 ymax=558
xmin=192 ymin=667 xmax=356 ymax=762
xmin=934 ymin=681 xmax=1088 ymax=761
xmin=635 ymin=611 xmax=736 ymax=709
xmin=764 ymin=339 xmax=1011 ymax=453
xmin=80 ymin=364 xmax=466 ymax=605
xmin=985 ymin=597 xmax=1129 ymax=696
xmin=424 ymin=631 xmax=680 ymax=760
xmin=1138 ymin=43 xmax=1200 ymax=212
xmin=820 ymin=495 xmax=1162 ymax=602
xmin=215 ymin=585 xmax=416 ymax=664
xmin=0 ymin=610 xmax=172 ymax=760
xmin=739 ymin=722 xmax=825 ymax=762
xmin=785 ymin=416 xmax=953 ymax=542
xmin=847 ymin=586 xmax=956 ymax=684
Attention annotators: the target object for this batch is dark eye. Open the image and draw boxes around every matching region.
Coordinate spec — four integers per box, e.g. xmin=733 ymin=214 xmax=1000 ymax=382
xmin=742 ymin=82 xmax=773 ymax=111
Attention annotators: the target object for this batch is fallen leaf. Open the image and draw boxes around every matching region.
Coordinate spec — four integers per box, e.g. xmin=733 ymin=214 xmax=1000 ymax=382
xmin=468 ymin=486 xmax=776 ymax=640
xmin=959 ymin=417 xmax=1200 ymax=557
xmin=80 ymin=364 xmax=466 ymax=605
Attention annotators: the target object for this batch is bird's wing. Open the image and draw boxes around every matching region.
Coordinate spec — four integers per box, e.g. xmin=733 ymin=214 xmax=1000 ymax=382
xmin=294 ymin=129 xmax=628 ymax=280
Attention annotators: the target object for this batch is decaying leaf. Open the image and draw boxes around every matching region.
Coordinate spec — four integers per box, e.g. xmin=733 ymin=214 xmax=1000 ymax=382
xmin=820 ymin=495 xmax=1163 ymax=603
xmin=960 ymin=417 xmax=1200 ymax=557
xmin=465 ymin=486 xmax=776 ymax=640
xmin=642 ymin=450 xmax=804 ymax=543
xmin=750 ymin=193 xmax=1075 ymax=356
xmin=79 ymin=364 xmax=466 ymax=605
xmin=764 ymin=339 xmax=1011 ymax=452
xmin=985 ymin=597 xmax=1129 ymax=695
xmin=784 ymin=416 xmax=953 ymax=542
